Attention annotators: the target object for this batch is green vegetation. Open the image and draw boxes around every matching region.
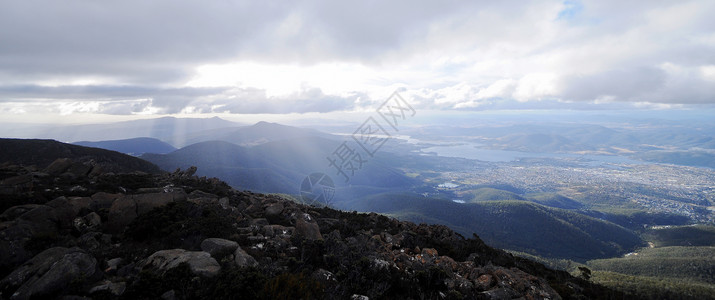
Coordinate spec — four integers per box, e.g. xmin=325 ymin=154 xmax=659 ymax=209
xmin=525 ymin=193 xmax=583 ymax=209
xmin=591 ymin=271 xmax=715 ymax=300
xmin=513 ymin=246 xmax=715 ymax=300
xmin=593 ymin=211 xmax=692 ymax=231
xmin=642 ymin=225 xmax=715 ymax=247
xmin=467 ymin=187 xmax=523 ymax=202
xmin=587 ymin=246 xmax=715 ymax=284
xmin=344 ymin=192 xmax=644 ymax=261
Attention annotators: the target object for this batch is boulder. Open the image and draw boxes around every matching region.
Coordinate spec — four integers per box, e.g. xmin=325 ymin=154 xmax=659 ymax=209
xmin=474 ymin=274 xmax=495 ymax=291
xmin=233 ymin=247 xmax=258 ymax=268
xmin=0 ymin=174 xmax=33 ymax=194
xmin=141 ymin=249 xmax=220 ymax=277
xmin=67 ymin=197 xmax=92 ymax=214
xmin=0 ymin=247 xmax=98 ymax=300
xmin=87 ymin=164 xmax=104 ymax=177
xmin=187 ymin=190 xmax=218 ymax=200
xmin=133 ymin=192 xmax=175 ymax=215
xmin=107 ymin=196 xmax=137 ymax=234
xmin=294 ymin=213 xmax=322 ymax=240
xmin=1 ymin=205 xmax=42 ymax=222
xmin=90 ymin=192 xmax=122 ymax=211
xmin=200 ymin=238 xmax=239 ymax=259
xmin=264 ymin=203 xmax=284 ymax=217
xmin=46 ymin=197 xmax=80 ymax=229
xmin=105 ymin=257 xmax=123 ymax=274
xmin=0 ymin=221 xmax=36 ymax=274
xmin=218 ymin=197 xmax=231 ymax=209
xmin=89 ymin=280 xmax=126 ymax=296
xmin=73 ymin=213 xmax=100 ymax=234
xmin=44 ymin=158 xmax=72 ymax=175
xmin=75 ymin=232 xmax=110 ymax=252
xmin=66 ymin=162 xmax=93 ymax=178
xmin=18 ymin=205 xmax=59 ymax=237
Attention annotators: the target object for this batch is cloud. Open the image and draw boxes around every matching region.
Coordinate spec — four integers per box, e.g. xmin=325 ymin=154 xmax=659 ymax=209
xmin=184 ymin=87 xmax=361 ymax=114
xmin=0 ymin=84 xmax=360 ymax=115
xmin=0 ymin=0 xmax=714 ymax=118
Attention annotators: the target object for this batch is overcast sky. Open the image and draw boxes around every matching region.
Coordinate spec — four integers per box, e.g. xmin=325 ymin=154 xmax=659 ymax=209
xmin=1 ymin=0 xmax=714 ymax=122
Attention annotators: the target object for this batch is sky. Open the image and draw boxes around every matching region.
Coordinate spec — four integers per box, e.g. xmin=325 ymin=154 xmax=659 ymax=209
xmin=1 ymin=0 xmax=714 ymax=124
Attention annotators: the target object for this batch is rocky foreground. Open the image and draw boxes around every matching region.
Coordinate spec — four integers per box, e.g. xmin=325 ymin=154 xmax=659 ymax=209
xmin=0 ymin=159 xmax=626 ymax=299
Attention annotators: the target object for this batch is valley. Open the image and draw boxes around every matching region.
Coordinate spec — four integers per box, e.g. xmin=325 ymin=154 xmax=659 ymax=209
xmin=4 ymin=114 xmax=714 ymax=298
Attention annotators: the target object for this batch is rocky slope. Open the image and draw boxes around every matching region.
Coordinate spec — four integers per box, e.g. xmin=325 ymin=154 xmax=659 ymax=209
xmin=0 ymin=139 xmax=162 ymax=175
xmin=0 ymin=157 xmax=629 ymax=299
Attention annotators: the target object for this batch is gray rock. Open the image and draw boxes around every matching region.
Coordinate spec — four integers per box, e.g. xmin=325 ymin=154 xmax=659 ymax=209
xmin=90 ymin=192 xmax=122 ymax=211
xmin=46 ymin=197 xmax=80 ymax=229
xmin=66 ymin=161 xmax=93 ymax=177
xmin=481 ymin=287 xmax=520 ymax=299
xmin=201 ymin=238 xmax=239 ymax=259
xmin=271 ymin=225 xmax=293 ymax=237
xmin=294 ymin=213 xmax=322 ymax=240
xmin=261 ymin=225 xmax=275 ymax=237
xmin=84 ymin=212 xmax=102 ymax=228
xmin=161 ymin=289 xmax=177 ymax=300
xmin=16 ymin=205 xmax=60 ymax=237
xmin=234 ymin=247 xmax=258 ymax=268
xmin=187 ymin=190 xmax=217 ymax=200
xmin=141 ymin=249 xmax=220 ymax=277
xmin=1 ymin=247 xmax=98 ymax=300
xmin=251 ymin=218 xmax=269 ymax=226
xmin=105 ymin=257 xmax=123 ymax=274
xmin=218 ymin=197 xmax=230 ymax=209
xmin=1 ymin=205 xmax=42 ymax=222
xmin=133 ymin=192 xmax=175 ymax=215
xmin=87 ymin=164 xmax=104 ymax=177
xmin=73 ymin=212 xmax=102 ymax=233
xmin=89 ymin=280 xmax=126 ymax=296
xmin=107 ymin=196 xmax=137 ymax=234
xmin=312 ymin=268 xmax=336 ymax=283
xmin=44 ymin=158 xmax=72 ymax=175
xmin=67 ymin=197 xmax=91 ymax=214
xmin=264 ymin=203 xmax=284 ymax=217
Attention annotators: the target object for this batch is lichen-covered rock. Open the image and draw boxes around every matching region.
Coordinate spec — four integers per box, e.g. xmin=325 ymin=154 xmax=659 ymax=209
xmin=140 ymin=249 xmax=220 ymax=277
xmin=294 ymin=213 xmax=322 ymax=240
xmin=89 ymin=280 xmax=126 ymax=296
xmin=0 ymin=247 xmax=98 ymax=300
xmin=233 ymin=246 xmax=258 ymax=268
xmin=200 ymin=238 xmax=238 ymax=259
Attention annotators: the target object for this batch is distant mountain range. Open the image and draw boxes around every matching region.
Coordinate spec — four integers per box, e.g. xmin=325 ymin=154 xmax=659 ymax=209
xmin=74 ymin=137 xmax=177 ymax=156
xmin=141 ymin=136 xmax=416 ymax=195
xmin=6 ymin=116 xmax=241 ymax=146
xmin=178 ymin=121 xmax=338 ymax=147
